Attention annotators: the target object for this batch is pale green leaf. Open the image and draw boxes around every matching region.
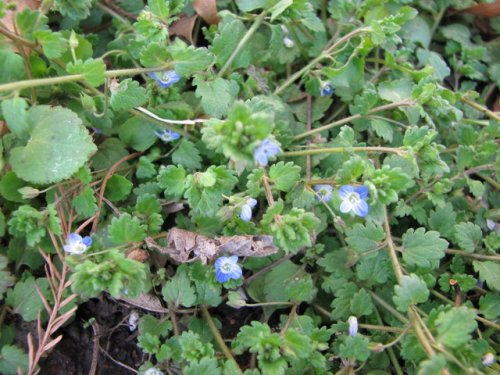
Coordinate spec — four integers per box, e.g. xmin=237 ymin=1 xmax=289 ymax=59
xmin=393 ymin=274 xmax=429 ymax=311
xmin=9 ymin=106 xmax=97 ymax=184
xmin=436 ymin=306 xmax=477 ymax=349
xmin=473 ymin=261 xmax=500 ymax=292
xmin=268 ymin=161 xmax=301 ymax=192
xmin=402 ymin=228 xmax=448 ymax=269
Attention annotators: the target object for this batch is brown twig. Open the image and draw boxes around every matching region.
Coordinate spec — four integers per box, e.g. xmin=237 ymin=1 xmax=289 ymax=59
xmin=91 ymin=152 xmax=141 ymax=233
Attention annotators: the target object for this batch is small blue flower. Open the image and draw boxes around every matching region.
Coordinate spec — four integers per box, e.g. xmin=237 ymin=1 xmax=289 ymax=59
xmin=214 ymin=256 xmax=243 ymax=283
xmin=240 ymin=198 xmax=257 ymax=221
xmin=482 ymin=353 xmax=495 ymax=366
xmin=155 ymin=129 xmax=181 ymax=142
xmin=148 ymin=70 xmax=181 ymax=88
xmin=253 ymin=138 xmax=281 ymax=166
xmin=339 ymin=185 xmax=369 ymax=217
xmin=314 ymin=184 xmax=333 ymax=202
xmin=347 ymin=316 xmax=358 ymax=337
xmin=63 ymin=233 xmax=92 ymax=255
xmin=144 ymin=368 xmax=164 ymax=375
xmin=320 ymin=81 xmax=334 ymax=96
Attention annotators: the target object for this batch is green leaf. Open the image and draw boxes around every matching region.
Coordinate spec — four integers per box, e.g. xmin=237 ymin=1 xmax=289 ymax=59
xmin=350 ymin=288 xmax=374 ymax=316
xmin=0 ymin=345 xmax=29 ymax=375
xmin=402 ymin=228 xmax=448 ymax=269
xmin=118 ymin=117 xmax=157 ymax=152
xmin=105 ymin=175 xmax=133 ymax=202
xmin=479 ymin=294 xmax=500 ymax=320
xmin=72 ymin=186 xmax=97 ymax=218
xmin=136 ymin=156 xmax=157 ymax=179
xmin=193 ymin=76 xmax=239 ymax=118
xmin=9 ymin=106 xmax=97 ymax=185
xmin=108 ymin=214 xmax=146 ymax=244
xmin=330 ymin=282 xmax=358 ymax=320
xmin=0 ymin=255 xmax=14 ymax=301
xmin=158 ymin=165 xmax=187 ymax=200
xmin=135 ymin=194 xmax=161 ymax=216
xmin=436 ymin=306 xmax=477 ymax=349
xmin=339 ymin=336 xmax=371 ymax=362
xmin=66 ymin=58 xmax=106 ymax=87
xmin=162 ymin=266 xmax=197 ymax=308
xmin=33 ymin=30 xmax=67 ymax=59
xmin=378 ymin=79 xmax=412 ymax=103
xmin=0 ymin=172 xmax=28 ymax=203
xmin=54 ymin=0 xmax=93 ymax=20
xmin=168 ymin=39 xmax=215 ymax=76
xmin=7 ymin=205 xmax=46 ymax=247
xmin=236 ymin=0 xmax=267 ymax=12
xmin=268 ymin=162 xmax=301 ymax=192
xmin=417 ymin=355 xmax=447 ymax=375
xmin=473 ymin=261 xmax=500 ymax=292
xmin=110 ymin=79 xmax=147 ymax=111
xmin=346 ymin=223 xmax=385 ymax=253
xmin=47 ymin=203 xmax=62 ymax=236
xmin=325 ymin=57 xmax=365 ymax=101
xmin=371 ymin=118 xmax=393 ymax=142
xmin=0 ymin=50 xmax=25 ymax=84
xmin=139 ymin=42 xmax=169 ymax=67
xmin=393 ymin=274 xmax=429 ymax=311
xmin=6 ymin=276 xmax=49 ymax=321
xmin=453 ymin=222 xmax=482 ymax=253
xmin=171 ymin=140 xmax=202 ymax=171
xmin=148 ymin=0 xmax=169 ymax=18
xmin=185 ymin=358 xmax=221 ymax=375
xmin=212 ymin=16 xmax=251 ymax=70
xmin=428 ymin=203 xmax=457 ymax=239
xmin=1 ymin=98 xmax=28 ymax=138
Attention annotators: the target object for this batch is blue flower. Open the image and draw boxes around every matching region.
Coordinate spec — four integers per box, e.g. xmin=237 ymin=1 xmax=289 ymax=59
xmin=320 ymin=81 xmax=334 ymax=96
xmin=339 ymin=185 xmax=369 ymax=217
xmin=253 ymin=138 xmax=281 ymax=166
xmin=148 ymin=70 xmax=181 ymax=88
xmin=240 ymin=198 xmax=257 ymax=221
xmin=314 ymin=184 xmax=333 ymax=202
xmin=144 ymin=368 xmax=164 ymax=375
xmin=63 ymin=233 xmax=92 ymax=255
xmin=214 ymin=256 xmax=243 ymax=283
xmin=482 ymin=353 xmax=495 ymax=366
xmin=155 ymin=129 xmax=181 ymax=142
xmin=348 ymin=316 xmax=358 ymax=336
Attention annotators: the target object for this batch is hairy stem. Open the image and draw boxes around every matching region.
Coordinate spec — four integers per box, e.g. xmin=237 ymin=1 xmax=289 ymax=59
xmin=283 ymin=146 xmax=406 ymax=157
xmin=293 ymin=100 xmax=415 ymax=141
xmin=201 ymin=306 xmax=235 ymax=361
xmin=218 ymin=12 xmax=266 ymax=77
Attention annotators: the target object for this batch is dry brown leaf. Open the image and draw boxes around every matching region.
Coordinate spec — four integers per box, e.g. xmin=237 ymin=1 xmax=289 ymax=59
xmin=169 ymin=14 xmax=198 ymax=45
xmin=146 ymin=227 xmax=279 ymax=264
xmin=127 ymin=248 xmax=150 ymax=262
xmin=119 ymin=293 xmax=169 ymax=313
xmin=193 ymin=0 xmax=220 ymax=25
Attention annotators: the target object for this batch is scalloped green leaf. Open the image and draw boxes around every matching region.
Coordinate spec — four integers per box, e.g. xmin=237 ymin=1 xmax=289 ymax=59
xmin=9 ymin=106 xmax=97 ymax=185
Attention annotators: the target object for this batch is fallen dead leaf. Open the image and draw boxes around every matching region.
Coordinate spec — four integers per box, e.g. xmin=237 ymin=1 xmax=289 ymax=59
xmin=169 ymin=14 xmax=198 ymax=45
xmin=146 ymin=227 xmax=279 ymax=264
xmin=192 ymin=0 xmax=219 ymax=25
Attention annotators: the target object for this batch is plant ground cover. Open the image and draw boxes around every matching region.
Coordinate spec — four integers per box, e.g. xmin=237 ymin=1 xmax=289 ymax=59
xmin=0 ymin=0 xmax=499 ymax=374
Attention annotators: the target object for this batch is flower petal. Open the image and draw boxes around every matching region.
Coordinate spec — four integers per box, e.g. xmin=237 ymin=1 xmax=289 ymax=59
xmin=353 ymin=200 xmax=369 ymax=217
xmin=254 ymin=149 xmax=268 ymax=166
xmin=355 ymin=185 xmax=369 ymax=200
xmin=340 ymin=200 xmax=353 ymax=213
xmin=246 ymin=198 xmax=257 ymax=208
xmin=68 ymin=233 xmax=82 ymax=244
xmin=240 ymin=205 xmax=252 ymax=222
xmin=82 ymin=236 xmax=92 ymax=247
xmin=339 ymin=185 xmax=354 ymax=200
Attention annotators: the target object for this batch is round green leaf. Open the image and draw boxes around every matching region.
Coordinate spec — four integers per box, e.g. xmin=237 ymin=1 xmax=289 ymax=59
xmin=9 ymin=106 xmax=97 ymax=184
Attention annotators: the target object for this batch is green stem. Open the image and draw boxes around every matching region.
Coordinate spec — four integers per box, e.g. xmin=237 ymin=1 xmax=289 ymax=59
xmin=201 ymin=306 xmax=235 ymax=362
xmin=384 ymin=206 xmax=403 ymax=283
xmin=218 ymin=12 xmax=267 ymax=77
xmin=0 ymin=66 xmax=168 ymax=93
xmin=461 ymin=96 xmax=500 ymax=121
xmin=282 ymin=146 xmax=406 ymax=157
xmin=274 ymin=26 xmax=371 ymax=95
xmin=293 ymin=100 xmax=415 ymax=141
xmin=367 ymin=290 xmax=408 ymax=324
xmin=245 ymin=301 xmax=293 ymax=307
xmin=445 ymin=248 xmax=500 ymax=261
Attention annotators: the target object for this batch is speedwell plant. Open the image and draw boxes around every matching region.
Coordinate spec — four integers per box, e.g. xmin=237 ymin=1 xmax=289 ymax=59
xmin=0 ymin=0 xmax=498 ymax=374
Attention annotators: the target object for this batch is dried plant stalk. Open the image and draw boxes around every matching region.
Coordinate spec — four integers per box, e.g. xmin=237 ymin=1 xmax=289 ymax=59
xmin=25 ymin=231 xmax=78 ymax=375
